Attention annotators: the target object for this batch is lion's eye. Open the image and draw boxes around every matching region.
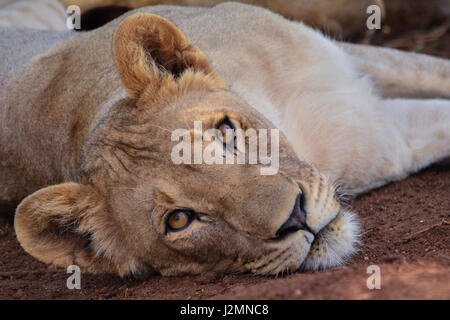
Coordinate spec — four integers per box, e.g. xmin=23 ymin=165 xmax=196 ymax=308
xmin=219 ymin=122 xmax=233 ymax=134
xmin=167 ymin=210 xmax=192 ymax=231
xmin=218 ymin=118 xmax=235 ymax=143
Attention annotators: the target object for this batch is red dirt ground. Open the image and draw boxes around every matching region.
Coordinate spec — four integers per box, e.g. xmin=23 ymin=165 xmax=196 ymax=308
xmin=0 ymin=3 xmax=449 ymax=300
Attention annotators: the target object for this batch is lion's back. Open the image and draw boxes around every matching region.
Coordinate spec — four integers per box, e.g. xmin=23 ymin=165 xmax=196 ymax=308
xmin=0 ymin=28 xmax=74 ymax=85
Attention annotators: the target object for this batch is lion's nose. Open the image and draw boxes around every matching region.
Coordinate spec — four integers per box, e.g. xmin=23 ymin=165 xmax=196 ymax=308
xmin=275 ymin=193 xmax=314 ymax=239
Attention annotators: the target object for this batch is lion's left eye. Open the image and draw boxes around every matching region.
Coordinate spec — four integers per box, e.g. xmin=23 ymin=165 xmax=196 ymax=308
xmin=167 ymin=210 xmax=193 ymax=231
xmin=217 ymin=118 xmax=235 ymax=143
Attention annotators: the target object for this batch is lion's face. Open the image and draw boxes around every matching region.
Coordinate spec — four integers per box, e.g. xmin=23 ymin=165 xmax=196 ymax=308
xmin=14 ymin=13 xmax=359 ymax=276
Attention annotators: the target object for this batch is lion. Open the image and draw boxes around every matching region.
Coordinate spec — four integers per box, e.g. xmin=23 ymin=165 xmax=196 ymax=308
xmin=1 ymin=3 xmax=449 ymax=276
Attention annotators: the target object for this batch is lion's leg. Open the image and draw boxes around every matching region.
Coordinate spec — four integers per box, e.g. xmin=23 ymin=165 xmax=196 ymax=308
xmin=336 ymin=97 xmax=449 ymax=195
xmin=312 ymin=97 xmax=450 ymax=196
xmin=337 ymin=42 xmax=450 ymax=99
xmin=380 ymin=98 xmax=450 ymax=176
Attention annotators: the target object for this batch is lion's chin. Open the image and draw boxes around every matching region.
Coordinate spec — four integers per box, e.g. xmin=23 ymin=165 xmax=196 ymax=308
xmin=300 ymin=209 xmax=361 ymax=271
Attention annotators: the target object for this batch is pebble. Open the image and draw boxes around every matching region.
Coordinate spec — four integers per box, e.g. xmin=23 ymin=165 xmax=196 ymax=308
xmin=294 ymin=289 xmax=302 ymax=296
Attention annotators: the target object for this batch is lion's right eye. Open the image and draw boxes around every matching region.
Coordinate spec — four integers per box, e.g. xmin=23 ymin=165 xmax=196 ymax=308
xmin=217 ymin=117 xmax=236 ymax=144
xmin=167 ymin=210 xmax=193 ymax=231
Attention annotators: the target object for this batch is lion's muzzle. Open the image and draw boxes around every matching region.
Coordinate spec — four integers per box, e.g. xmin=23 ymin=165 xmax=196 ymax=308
xmin=270 ymin=192 xmax=315 ymax=241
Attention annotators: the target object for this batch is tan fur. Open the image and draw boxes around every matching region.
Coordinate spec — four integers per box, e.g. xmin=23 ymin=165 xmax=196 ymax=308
xmin=2 ymin=3 xmax=449 ymax=276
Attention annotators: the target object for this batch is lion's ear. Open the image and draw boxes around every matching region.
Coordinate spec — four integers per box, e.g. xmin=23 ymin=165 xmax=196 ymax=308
xmin=14 ymin=183 xmax=119 ymax=274
xmin=113 ymin=13 xmax=217 ymax=100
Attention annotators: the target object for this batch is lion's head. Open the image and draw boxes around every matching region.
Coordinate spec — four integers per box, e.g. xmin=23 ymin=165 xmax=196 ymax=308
xmin=14 ymin=13 xmax=359 ymax=276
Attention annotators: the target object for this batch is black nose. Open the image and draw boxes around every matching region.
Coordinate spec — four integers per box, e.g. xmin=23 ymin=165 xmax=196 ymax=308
xmin=275 ymin=193 xmax=313 ymax=239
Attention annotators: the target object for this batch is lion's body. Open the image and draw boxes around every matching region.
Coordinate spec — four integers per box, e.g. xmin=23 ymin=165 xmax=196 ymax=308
xmin=1 ymin=3 xmax=449 ymax=276
xmin=0 ymin=0 xmax=67 ymax=30
xmin=0 ymin=21 xmax=118 ymax=206
xmin=2 ymin=3 xmax=449 ymax=200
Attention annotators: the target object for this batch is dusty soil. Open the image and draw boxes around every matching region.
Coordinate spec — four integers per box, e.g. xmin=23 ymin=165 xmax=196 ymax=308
xmin=0 ymin=3 xmax=449 ymax=300
xmin=1 ymin=164 xmax=448 ymax=300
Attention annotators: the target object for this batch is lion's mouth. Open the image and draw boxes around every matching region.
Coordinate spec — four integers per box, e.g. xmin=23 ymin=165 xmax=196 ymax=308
xmin=246 ymin=208 xmax=360 ymax=276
